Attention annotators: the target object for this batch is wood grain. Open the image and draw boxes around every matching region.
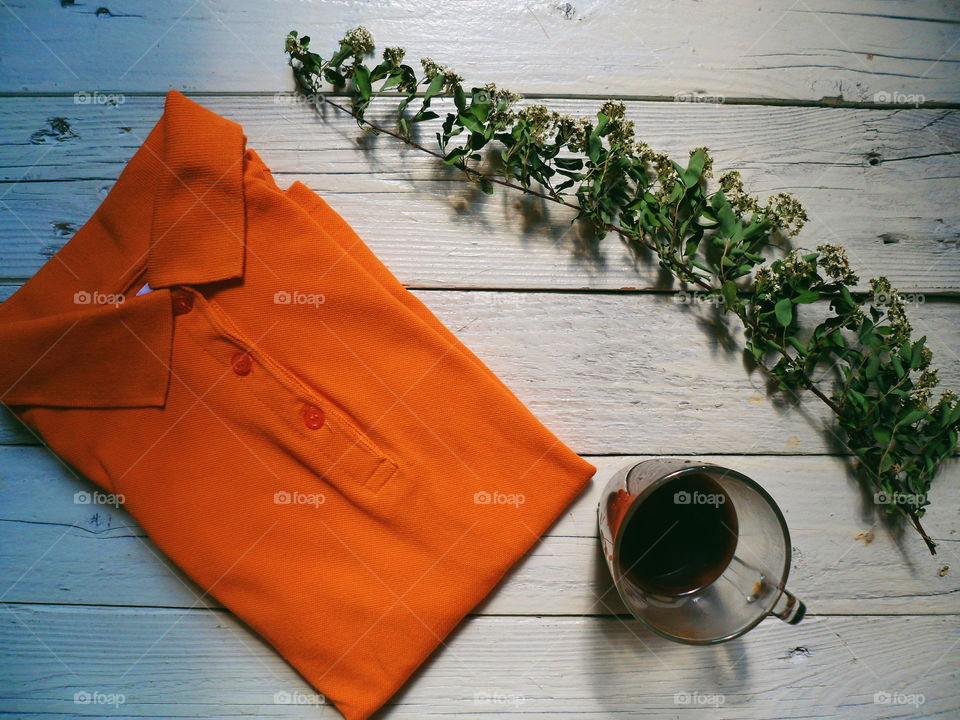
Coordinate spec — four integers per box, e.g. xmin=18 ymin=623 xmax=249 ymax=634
xmin=1 ymin=97 xmax=957 ymax=291
xmin=0 ymin=604 xmax=956 ymax=718
xmin=1 ymin=0 xmax=958 ymax=102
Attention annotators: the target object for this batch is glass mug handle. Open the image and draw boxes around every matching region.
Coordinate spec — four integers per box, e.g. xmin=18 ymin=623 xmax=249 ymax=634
xmin=723 ymin=553 xmax=806 ymax=626
xmin=771 ymin=589 xmax=806 ymax=624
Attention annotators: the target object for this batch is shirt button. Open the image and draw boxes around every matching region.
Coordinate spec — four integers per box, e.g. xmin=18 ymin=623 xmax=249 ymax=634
xmin=171 ymin=290 xmax=194 ymax=316
xmin=302 ymin=404 xmax=325 ymax=430
xmin=231 ymin=351 xmax=252 ymax=376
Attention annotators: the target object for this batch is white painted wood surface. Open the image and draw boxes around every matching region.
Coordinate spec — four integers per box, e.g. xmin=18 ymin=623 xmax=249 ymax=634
xmin=2 ymin=606 xmax=957 ymax=719
xmin=1 ymin=2 xmax=958 ymax=718
xmin=1 ymin=0 xmax=958 ymax=102
xmin=1 ymin=99 xmax=958 ymax=291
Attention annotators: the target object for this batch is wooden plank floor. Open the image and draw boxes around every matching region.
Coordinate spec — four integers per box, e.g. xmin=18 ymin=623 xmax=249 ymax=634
xmin=1 ymin=2 xmax=958 ymax=718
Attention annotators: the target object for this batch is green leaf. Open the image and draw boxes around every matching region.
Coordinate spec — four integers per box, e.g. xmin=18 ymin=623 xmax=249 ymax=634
xmin=442 ymin=147 xmax=468 ymax=165
xmin=683 ymin=148 xmax=707 ymax=187
xmin=423 ymin=73 xmax=445 ymax=102
xmin=454 ymin=84 xmax=466 ymax=112
xmin=594 ymin=111 xmax=611 ymax=135
xmin=458 ymin=113 xmax=485 ymax=134
xmin=684 ymin=228 xmax=704 ymax=259
xmin=554 ymin=157 xmax=583 ymax=170
xmin=478 ymin=177 xmax=494 ymax=195
xmin=468 ymin=97 xmax=491 ymax=122
xmin=839 ymin=285 xmax=856 ymax=312
xmin=897 ymin=409 xmax=927 ymax=428
xmin=587 ymin=131 xmax=603 ymax=163
xmin=721 ymin=280 xmax=738 ymax=309
xmin=717 ymin=204 xmax=739 ymax=238
xmin=899 ymin=343 xmax=913 ymax=367
xmin=323 ymin=67 xmax=345 ymax=87
xmin=873 ymin=427 xmax=891 ymax=445
xmin=353 ymin=64 xmax=371 ymax=100
xmin=879 ymin=454 xmax=894 ymax=473
xmin=380 ymin=72 xmax=401 ymax=91
xmin=775 ymin=298 xmax=794 ymax=327
xmin=847 ymin=388 xmax=867 ymax=410
xmin=794 ymin=289 xmax=820 ymax=304
xmin=945 ymin=404 xmax=960 ymax=428
xmin=411 ymin=110 xmax=439 ymax=123
xmin=910 ymin=337 xmax=927 ymax=369
xmin=891 ymin=355 xmax=905 ymax=379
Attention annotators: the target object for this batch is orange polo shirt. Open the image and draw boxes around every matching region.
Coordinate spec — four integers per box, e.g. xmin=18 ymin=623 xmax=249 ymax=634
xmin=0 ymin=90 xmax=596 ymax=720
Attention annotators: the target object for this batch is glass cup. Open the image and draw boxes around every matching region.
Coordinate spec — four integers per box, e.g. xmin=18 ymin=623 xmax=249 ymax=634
xmin=598 ymin=458 xmax=805 ymax=644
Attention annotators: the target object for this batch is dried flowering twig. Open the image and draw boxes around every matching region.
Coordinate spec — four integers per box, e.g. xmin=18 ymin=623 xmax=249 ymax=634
xmin=284 ymin=28 xmax=959 ymax=554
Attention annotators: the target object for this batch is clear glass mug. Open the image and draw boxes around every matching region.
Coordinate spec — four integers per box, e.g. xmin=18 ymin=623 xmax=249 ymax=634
xmin=598 ymin=458 xmax=805 ymax=644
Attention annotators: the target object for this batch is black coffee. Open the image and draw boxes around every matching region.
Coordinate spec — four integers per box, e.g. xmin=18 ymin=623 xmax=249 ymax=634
xmin=617 ymin=473 xmax=738 ymax=596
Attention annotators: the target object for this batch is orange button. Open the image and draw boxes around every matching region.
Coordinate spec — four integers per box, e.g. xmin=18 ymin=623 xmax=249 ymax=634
xmin=171 ymin=290 xmax=194 ymax=316
xmin=231 ymin=351 xmax=252 ymax=376
xmin=302 ymin=404 xmax=325 ymax=430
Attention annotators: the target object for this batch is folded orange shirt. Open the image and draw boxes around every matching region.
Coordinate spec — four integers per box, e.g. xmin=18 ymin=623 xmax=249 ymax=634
xmin=0 ymin=90 xmax=596 ymax=720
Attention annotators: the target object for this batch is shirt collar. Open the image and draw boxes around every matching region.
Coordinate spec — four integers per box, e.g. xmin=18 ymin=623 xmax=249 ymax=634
xmin=0 ymin=90 xmax=247 ymax=408
xmin=144 ymin=90 xmax=247 ymax=288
